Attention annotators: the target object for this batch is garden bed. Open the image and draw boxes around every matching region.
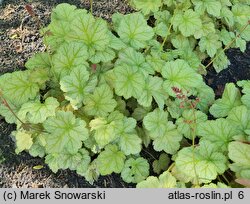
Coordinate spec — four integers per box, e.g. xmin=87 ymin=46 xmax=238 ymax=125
xmin=0 ymin=0 xmax=250 ymax=188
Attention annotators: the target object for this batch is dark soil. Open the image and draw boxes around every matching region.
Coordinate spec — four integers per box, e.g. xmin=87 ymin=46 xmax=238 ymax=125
xmin=0 ymin=0 xmax=250 ymax=188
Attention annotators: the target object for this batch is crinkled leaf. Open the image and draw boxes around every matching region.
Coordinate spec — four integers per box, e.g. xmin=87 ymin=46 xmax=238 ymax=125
xmin=96 ymin=144 xmax=126 ymax=175
xmin=121 ymin=157 xmax=149 ymax=183
xmin=237 ymin=80 xmax=250 ymax=109
xmin=172 ymin=9 xmax=202 ymax=37
xmin=14 ymin=131 xmax=33 ymax=154
xmin=45 ymin=148 xmax=90 ymax=173
xmin=227 ymin=105 xmax=250 ymax=139
xmin=176 ymin=109 xmax=207 ymax=140
xmin=118 ymin=133 xmax=142 ymax=155
xmin=194 ymin=21 xmax=215 ymax=39
xmin=0 ymin=101 xmax=18 ymax=124
xmin=195 ymin=84 xmax=215 ymax=113
xmin=51 ymin=3 xmax=78 ymax=22
xmin=235 ymin=37 xmax=246 ymax=52
xmin=146 ymin=51 xmax=165 ymax=73
xmin=60 ymin=67 xmax=97 ymax=109
xmin=143 ymin=108 xmax=169 ymax=138
xmin=161 ymin=59 xmax=203 ymax=96
xmin=52 ymin=42 xmax=89 ymax=78
xmin=138 ymin=76 xmax=168 ymax=109
xmin=175 ymin=141 xmax=227 ymax=184
xmin=90 ymin=48 xmax=116 ymax=64
xmin=131 ymin=0 xmax=162 ymax=15
xmin=229 ymin=141 xmax=250 ymax=179
xmin=43 ymin=111 xmax=89 ymax=154
xmin=197 ymin=118 xmax=237 ymax=151
xmin=114 ymin=65 xmax=145 ymax=99
xmin=83 ymin=84 xmax=117 ymax=117
xmin=0 ymin=70 xmax=40 ymax=107
xmin=221 ymin=6 xmax=234 ymax=27
xmin=199 ymin=34 xmax=222 ymax=57
xmin=25 ymin=52 xmax=51 ymax=70
xmin=152 ymin=121 xmax=182 ymax=154
xmin=213 ymin=49 xmax=231 ymax=72
xmin=116 ymin=117 xmax=142 ymax=155
xmin=18 ymin=97 xmax=59 ymax=124
xmin=116 ymin=13 xmax=154 ymax=49
xmin=137 ymin=171 xmax=177 ymax=188
xmin=192 ymin=0 xmax=222 ymax=17
xmin=209 ymin=83 xmax=242 ymax=118
xmin=89 ymin=118 xmax=117 ymax=148
xmin=232 ymin=4 xmax=250 ymax=25
xmin=70 ymin=12 xmax=110 ymax=52
xmin=116 ymin=47 xmax=154 ymax=76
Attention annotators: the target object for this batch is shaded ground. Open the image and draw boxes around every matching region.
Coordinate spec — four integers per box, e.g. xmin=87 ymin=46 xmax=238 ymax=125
xmin=0 ymin=0 xmax=250 ymax=188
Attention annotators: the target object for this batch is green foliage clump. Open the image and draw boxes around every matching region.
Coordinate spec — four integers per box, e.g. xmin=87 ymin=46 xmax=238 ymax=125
xmin=0 ymin=2 xmax=250 ymax=188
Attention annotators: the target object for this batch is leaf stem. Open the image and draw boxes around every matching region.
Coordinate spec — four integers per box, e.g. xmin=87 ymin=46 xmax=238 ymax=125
xmin=205 ymin=21 xmax=249 ymax=70
xmin=90 ymin=0 xmax=93 ymax=15
xmin=0 ymin=95 xmax=25 ymax=126
xmin=159 ymin=22 xmax=173 ymax=51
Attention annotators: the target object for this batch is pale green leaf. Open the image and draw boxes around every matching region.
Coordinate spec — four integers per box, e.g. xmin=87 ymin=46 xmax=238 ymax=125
xmin=137 ymin=171 xmax=177 ymax=188
xmin=172 ymin=9 xmax=202 ymax=37
xmin=90 ymin=48 xmax=116 ymax=64
xmin=96 ymin=144 xmax=126 ymax=175
xmin=116 ymin=13 xmax=154 ymax=49
xmin=213 ymin=49 xmax=231 ymax=72
xmin=221 ymin=7 xmax=234 ymax=27
xmin=114 ymin=64 xmax=145 ymax=99
xmin=89 ymin=118 xmax=117 ymax=148
xmin=236 ymin=37 xmax=246 ymax=52
xmin=138 ymin=76 xmax=168 ymax=109
xmin=176 ymin=109 xmax=207 ymax=140
xmin=52 ymin=42 xmax=89 ymax=78
xmin=116 ymin=47 xmax=154 ymax=76
xmin=0 ymin=70 xmax=40 ymax=107
xmin=121 ymin=157 xmax=149 ymax=183
xmin=83 ymin=84 xmax=117 ymax=117
xmin=18 ymin=97 xmax=59 ymax=124
xmin=237 ymin=80 xmax=250 ymax=109
xmin=192 ymin=0 xmax=222 ymax=17
xmin=70 ymin=12 xmax=110 ymax=52
xmin=161 ymin=59 xmax=203 ymax=96
xmin=118 ymin=133 xmax=142 ymax=155
xmin=227 ymin=105 xmax=250 ymax=139
xmin=175 ymin=141 xmax=227 ymax=184
xmin=229 ymin=141 xmax=250 ymax=179
xmin=14 ymin=131 xmax=33 ymax=154
xmin=153 ymin=121 xmax=182 ymax=154
xmin=116 ymin=117 xmax=142 ymax=155
xmin=0 ymin=101 xmax=19 ymax=124
xmin=25 ymin=53 xmax=51 ymax=70
xmin=143 ymin=108 xmax=169 ymax=138
xmin=51 ymin=3 xmax=78 ymax=22
xmin=209 ymin=83 xmax=242 ymax=118
xmin=131 ymin=0 xmax=162 ymax=15
xmin=45 ymin=148 xmax=90 ymax=173
xmin=60 ymin=67 xmax=97 ymax=109
xmin=199 ymin=34 xmax=222 ymax=57
xmin=197 ymin=118 xmax=237 ymax=151
xmin=232 ymin=3 xmax=250 ymax=25
xmin=43 ymin=111 xmax=89 ymax=154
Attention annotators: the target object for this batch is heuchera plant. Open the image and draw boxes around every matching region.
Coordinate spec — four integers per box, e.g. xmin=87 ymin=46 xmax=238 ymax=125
xmin=0 ymin=2 xmax=249 ymax=187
